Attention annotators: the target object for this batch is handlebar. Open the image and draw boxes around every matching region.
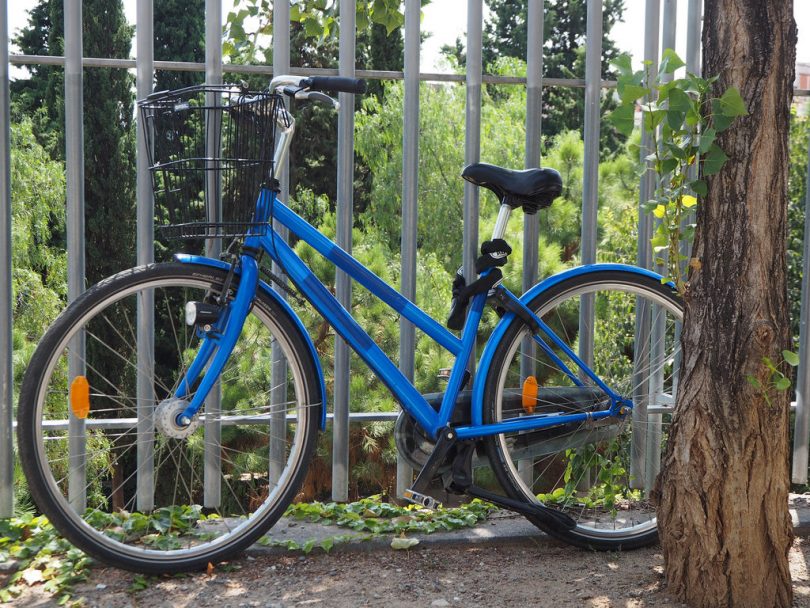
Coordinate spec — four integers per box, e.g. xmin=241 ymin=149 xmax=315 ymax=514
xmin=300 ymin=76 xmax=367 ymax=95
xmin=268 ymin=75 xmax=367 ymax=96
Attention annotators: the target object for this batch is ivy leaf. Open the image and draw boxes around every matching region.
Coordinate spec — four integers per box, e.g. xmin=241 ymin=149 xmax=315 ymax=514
xmin=391 ymin=537 xmax=419 ymax=550
xmin=783 ymin=350 xmax=800 ymax=367
xmin=659 ymin=49 xmax=686 ymax=74
xmin=774 ymin=376 xmax=791 ymax=391
xmin=682 ymin=195 xmax=698 ymax=208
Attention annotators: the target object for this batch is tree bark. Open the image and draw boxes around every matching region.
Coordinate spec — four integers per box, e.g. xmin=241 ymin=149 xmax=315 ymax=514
xmin=655 ymin=2 xmax=797 ymax=607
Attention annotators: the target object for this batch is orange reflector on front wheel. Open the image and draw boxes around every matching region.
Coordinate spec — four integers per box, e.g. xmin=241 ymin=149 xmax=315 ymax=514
xmin=521 ymin=375 xmax=538 ymax=414
xmin=70 ymin=376 xmax=90 ymax=419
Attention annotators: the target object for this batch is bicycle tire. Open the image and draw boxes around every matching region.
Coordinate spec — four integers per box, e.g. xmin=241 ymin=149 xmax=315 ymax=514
xmin=482 ymin=270 xmax=683 ymax=550
xmin=18 ymin=262 xmax=321 ymax=573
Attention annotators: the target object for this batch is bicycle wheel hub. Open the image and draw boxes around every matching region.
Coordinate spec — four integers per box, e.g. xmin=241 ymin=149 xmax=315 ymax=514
xmin=155 ymin=398 xmax=200 ymax=439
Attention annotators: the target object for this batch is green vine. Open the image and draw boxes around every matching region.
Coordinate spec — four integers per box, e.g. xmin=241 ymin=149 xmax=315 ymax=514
xmin=608 ymin=49 xmax=748 ymax=294
xmin=0 ymin=497 xmax=495 ymax=603
xmin=747 ymin=350 xmax=800 ymax=408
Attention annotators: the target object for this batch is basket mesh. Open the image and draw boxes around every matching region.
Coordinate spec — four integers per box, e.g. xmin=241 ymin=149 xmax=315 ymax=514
xmin=139 ymin=85 xmax=286 ymax=239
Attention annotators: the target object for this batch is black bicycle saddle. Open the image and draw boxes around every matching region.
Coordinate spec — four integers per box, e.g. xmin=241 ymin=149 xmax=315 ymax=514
xmin=461 ymin=163 xmax=563 ymax=214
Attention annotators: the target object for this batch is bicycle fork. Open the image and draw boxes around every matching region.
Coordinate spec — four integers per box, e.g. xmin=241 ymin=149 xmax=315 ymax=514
xmin=172 ymin=253 xmax=261 ymax=427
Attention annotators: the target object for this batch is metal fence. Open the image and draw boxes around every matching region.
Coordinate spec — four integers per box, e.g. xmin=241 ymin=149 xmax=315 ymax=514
xmin=2 ymin=0 xmax=810 ymax=516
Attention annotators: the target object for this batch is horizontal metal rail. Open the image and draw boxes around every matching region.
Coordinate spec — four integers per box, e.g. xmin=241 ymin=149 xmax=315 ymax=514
xmin=8 ymin=54 xmax=614 ymax=87
xmin=9 ymin=53 xmax=810 ymax=96
xmin=16 ymin=411 xmax=401 ymax=432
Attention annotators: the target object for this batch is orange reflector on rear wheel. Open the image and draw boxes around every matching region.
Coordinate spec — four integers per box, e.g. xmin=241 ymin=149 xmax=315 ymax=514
xmin=521 ymin=375 xmax=538 ymax=414
xmin=70 ymin=376 xmax=90 ymax=419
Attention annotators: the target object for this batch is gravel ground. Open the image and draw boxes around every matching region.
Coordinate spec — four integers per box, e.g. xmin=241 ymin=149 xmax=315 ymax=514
xmin=7 ymin=535 xmax=810 ymax=608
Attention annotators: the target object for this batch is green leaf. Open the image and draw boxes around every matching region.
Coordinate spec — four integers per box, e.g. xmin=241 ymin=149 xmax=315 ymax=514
xmin=783 ymin=350 xmax=800 ymax=367
xmin=611 ymin=54 xmax=634 ymax=76
xmin=703 ymin=144 xmax=729 ymax=176
xmin=774 ymin=377 xmax=791 ymax=391
xmin=717 ymin=87 xmax=748 ymax=117
xmin=660 ymin=158 xmax=679 ymax=174
xmin=608 ymin=104 xmax=636 ymax=137
xmin=651 ymin=234 xmax=668 ymax=250
xmin=390 ymin=537 xmax=419 ymax=550
xmin=619 ymin=83 xmax=649 ymax=104
xmin=659 ymin=48 xmax=686 ymax=74
xmin=668 ymin=87 xmax=693 ymax=114
xmin=698 ymin=128 xmax=717 ymax=154
xmin=747 ymin=376 xmax=763 ymax=389
xmin=689 ymin=179 xmax=708 ymax=196
xmin=302 ymin=17 xmax=323 ymax=38
xmin=643 ymin=109 xmax=666 ymax=132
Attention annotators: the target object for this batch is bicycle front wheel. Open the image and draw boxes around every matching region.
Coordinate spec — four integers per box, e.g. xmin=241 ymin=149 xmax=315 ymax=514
xmin=483 ymin=270 xmax=682 ymax=550
xmin=18 ymin=262 xmax=321 ymax=573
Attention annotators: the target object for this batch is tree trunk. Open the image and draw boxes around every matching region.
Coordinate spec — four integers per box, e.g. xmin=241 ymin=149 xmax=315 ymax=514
xmin=655 ymin=2 xmax=796 ymax=607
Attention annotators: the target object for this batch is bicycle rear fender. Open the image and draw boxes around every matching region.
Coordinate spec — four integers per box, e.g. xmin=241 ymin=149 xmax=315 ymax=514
xmin=470 ymin=263 xmax=671 ymax=426
xmin=174 ymin=253 xmax=328 ymax=430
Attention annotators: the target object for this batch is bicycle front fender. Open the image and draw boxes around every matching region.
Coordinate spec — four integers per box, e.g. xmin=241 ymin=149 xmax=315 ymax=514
xmin=470 ymin=263 xmax=671 ymax=426
xmin=174 ymin=253 xmax=328 ymax=430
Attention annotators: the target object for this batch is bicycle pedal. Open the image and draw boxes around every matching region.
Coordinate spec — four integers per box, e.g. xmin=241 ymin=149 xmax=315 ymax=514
xmin=403 ymin=489 xmax=442 ymax=510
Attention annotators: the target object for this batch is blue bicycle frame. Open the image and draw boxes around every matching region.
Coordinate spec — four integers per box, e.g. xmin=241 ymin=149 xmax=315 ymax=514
xmin=174 ymin=187 xmax=653 ymax=442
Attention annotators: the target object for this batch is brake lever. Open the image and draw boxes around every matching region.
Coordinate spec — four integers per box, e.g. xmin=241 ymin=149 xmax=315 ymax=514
xmin=307 ymin=91 xmax=340 ymax=109
xmin=281 ymin=86 xmax=340 ymax=109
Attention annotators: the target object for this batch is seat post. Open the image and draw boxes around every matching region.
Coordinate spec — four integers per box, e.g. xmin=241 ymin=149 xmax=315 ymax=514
xmin=492 ymin=203 xmax=512 ymax=241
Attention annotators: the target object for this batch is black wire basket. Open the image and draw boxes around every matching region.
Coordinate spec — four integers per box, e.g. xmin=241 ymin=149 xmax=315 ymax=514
xmin=139 ymin=85 xmax=287 ymax=240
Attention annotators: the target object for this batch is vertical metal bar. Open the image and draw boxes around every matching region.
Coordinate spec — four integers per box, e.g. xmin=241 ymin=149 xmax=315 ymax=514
xmin=631 ymin=0 xmax=660 ymax=490
xmin=518 ymin=0 xmax=544 ymax=485
xmin=662 ymin=0 xmax=677 ymax=56
xmin=674 ymin=0 xmax=701 ymax=393
xmin=578 ymin=0 xmax=602 ymax=372
xmin=135 ymin=0 xmax=155 ymax=512
xmin=685 ymin=0 xmax=702 ymax=74
xmin=203 ymin=0 xmax=223 ymax=508
xmin=521 ymin=0 xmax=543 ymax=377
xmin=644 ymin=0 xmax=677 ymax=489
xmin=270 ymin=0 xmax=291 ymax=485
xmin=65 ymin=0 xmax=87 ymax=513
xmin=332 ymin=0 xmax=356 ymax=502
xmin=463 ymin=0 xmax=483 ymax=377
xmin=396 ymin=0 xmax=421 ymax=498
xmin=791 ymin=139 xmax=810 ymax=484
xmin=0 ymin=0 xmax=13 ymax=518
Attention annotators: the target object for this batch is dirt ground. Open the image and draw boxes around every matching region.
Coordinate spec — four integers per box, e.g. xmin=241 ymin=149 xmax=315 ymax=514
xmin=7 ymin=535 xmax=810 ymax=608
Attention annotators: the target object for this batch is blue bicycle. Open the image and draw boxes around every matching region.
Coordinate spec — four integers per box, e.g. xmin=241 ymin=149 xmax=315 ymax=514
xmin=17 ymin=76 xmax=683 ymax=573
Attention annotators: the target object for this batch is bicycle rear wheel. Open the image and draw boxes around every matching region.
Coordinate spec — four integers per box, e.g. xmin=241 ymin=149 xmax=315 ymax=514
xmin=18 ymin=262 xmax=321 ymax=573
xmin=483 ymin=270 xmax=682 ymax=550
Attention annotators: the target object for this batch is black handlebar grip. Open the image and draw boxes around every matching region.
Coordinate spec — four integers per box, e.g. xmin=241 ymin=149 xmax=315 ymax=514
xmin=302 ymin=76 xmax=367 ymax=95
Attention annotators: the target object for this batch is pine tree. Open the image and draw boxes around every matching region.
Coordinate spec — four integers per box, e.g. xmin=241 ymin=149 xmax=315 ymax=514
xmin=445 ymin=0 xmax=626 ymax=152
xmin=13 ymin=0 xmax=136 ymax=281
xmin=288 ymin=22 xmax=404 ymax=215
xmin=154 ymin=0 xmax=205 ymax=91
